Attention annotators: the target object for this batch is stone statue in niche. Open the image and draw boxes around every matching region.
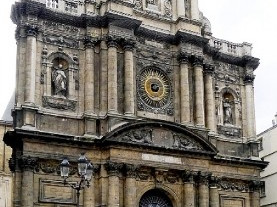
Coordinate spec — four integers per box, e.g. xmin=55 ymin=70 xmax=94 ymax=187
xmin=52 ymin=64 xmax=67 ymax=97
xmin=223 ymin=98 xmax=233 ymax=125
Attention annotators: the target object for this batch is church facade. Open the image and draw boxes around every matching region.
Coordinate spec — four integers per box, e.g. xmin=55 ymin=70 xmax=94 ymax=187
xmin=4 ymin=0 xmax=267 ymax=206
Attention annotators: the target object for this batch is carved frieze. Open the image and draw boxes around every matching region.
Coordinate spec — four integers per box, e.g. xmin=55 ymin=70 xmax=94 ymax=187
xmin=42 ymin=21 xmax=80 ymax=36
xmin=113 ymin=127 xmax=205 ymax=152
xmin=42 ymin=96 xmax=77 ymax=111
xmin=214 ymin=62 xmax=240 ymax=84
xmin=217 ymin=125 xmax=242 ymax=138
xmin=43 ymin=35 xmax=80 ymax=49
xmin=122 ymin=129 xmax=153 ymax=144
xmin=219 ymin=179 xmax=249 ymax=192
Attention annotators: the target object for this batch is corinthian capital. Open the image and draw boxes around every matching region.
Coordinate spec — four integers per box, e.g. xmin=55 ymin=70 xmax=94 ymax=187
xmin=104 ymin=161 xmax=124 ymax=176
xmin=26 ymin=25 xmax=38 ymax=37
xmin=21 ymin=156 xmax=38 ymax=171
xmin=192 ymin=55 xmax=204 ymax=67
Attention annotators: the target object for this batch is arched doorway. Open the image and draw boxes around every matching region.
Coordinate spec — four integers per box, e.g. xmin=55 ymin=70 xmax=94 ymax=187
xmin=139 ymin=189 xmax=173 ymax=207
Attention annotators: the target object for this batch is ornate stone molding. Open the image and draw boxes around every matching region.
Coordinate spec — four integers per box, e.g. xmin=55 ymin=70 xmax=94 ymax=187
xmin=104 ymin=161 xmax=124 ymax=176
xmin=219 ymin=179 xmax=249 ymax=192
xmin=172 ymin=134 xmax=203 ymax=150
xmin=122 ymin=129 xmax=153 ymax=144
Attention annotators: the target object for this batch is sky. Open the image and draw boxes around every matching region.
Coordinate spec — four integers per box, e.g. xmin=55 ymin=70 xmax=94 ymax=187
xmin=0 ymin=0 xmax=276 ymax=133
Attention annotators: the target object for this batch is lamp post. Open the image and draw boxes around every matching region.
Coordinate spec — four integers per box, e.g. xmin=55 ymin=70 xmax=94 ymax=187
xmin=60 ymin=153 xmax=93 ymax=207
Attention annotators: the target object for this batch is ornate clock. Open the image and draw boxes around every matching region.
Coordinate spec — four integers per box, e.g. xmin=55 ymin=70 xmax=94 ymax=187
xmin=137 ymin=67 xmax=173 ymax=115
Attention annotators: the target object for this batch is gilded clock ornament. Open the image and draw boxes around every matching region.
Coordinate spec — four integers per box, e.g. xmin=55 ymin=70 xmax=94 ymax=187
xmin=137 ymin=67 xmax=173 ymax=115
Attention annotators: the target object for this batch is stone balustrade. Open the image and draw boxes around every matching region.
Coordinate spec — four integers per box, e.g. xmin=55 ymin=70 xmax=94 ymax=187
xmin=209 ymin=37 xmax=252 ymax=57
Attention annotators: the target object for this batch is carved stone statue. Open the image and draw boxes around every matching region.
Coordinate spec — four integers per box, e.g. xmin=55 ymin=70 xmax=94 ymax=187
xmin=52 ymin=64 xmax=67 ymax=97
xmin=223 ymin=98 xmax=233 ymax=124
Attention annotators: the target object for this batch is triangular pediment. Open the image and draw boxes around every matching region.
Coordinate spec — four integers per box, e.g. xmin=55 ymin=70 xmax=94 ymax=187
xmin=102 ymin=121 xmax=218 ymax=155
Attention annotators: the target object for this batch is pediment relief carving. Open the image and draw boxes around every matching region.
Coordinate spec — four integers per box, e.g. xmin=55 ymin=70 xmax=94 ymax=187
xmin=103 ymin=122 xmax=217 ymax=154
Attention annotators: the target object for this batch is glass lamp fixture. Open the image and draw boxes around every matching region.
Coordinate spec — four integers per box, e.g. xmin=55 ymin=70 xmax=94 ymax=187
xmin=78 ymin=153 xmax=88 ymax=176
xmin=60 ymin=158 xmax=70 ymax=178
xmin=85 ymin=162 xmax=93 ymax=181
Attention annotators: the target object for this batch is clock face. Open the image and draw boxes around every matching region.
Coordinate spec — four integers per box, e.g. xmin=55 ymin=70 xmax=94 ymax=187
xmin=138 ymin=67 xmax=171 ymax=109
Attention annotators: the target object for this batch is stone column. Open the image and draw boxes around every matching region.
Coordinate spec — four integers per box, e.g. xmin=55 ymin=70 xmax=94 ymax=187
xmin=191 ymin=0 xmax=200 ymax=20
xmin=198 ymin=172 xmax=210 ymax=207
xmin=107 ymin=37 xmax=119 ymax=114
xmin=21 ymin=157 xmax=37 ymax=207
xmin=105 ymin=162 xmax=123 ymax=207
xmin=124 ymin=164 xmax=137 ymax=207
xmin=177 ymin=0 xmax=185 ymax=17
xmin=83 ymin=165 xmax=99 ymax=207
xmin=204 ymin=64 xmax=216 ymax=132
xmin=182 ymin=171 xmax=196 ymax=207
xmin=250 ymin=181 xmax=261 ymax=207
xmin=123 ymin=40 xmax=135 ymax=116
xmin=178 ymin=53 xmax=191 ymax=125
xmin=100 ymin=41 xmax=108 ymax=116
xmin=84 ymin=37 xmax=97 ymax=114
xmin=209 ymin=176 xmax=220 ymax=207
xmin=25 ymin=26 xmax=37 ymax=104
xmin=193 ymin=56 xmax=205 ymax=126
xmin=244 ymin=74 xmax=256 ymax=138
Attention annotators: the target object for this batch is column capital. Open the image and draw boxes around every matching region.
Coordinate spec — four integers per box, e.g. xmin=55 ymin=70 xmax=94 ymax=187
xmin=84 ymin=36 xmax=99 ymax=48
xmin=107 ymin=36 xmax=120 ymax=48
xmin=123 ymin=39 xmax=136 ymax=51
xmin=209 ymin=176 xmax=220 ymax=188
xmin=244 ymin=73 xmax=255 ymax=84
xmin=203 ymin=63 xmax=215 ymax=75
xmin=177 ymin=52 xmax=190 ymax=64
xmin=20 ymin=156 xmax=38 ymax=171
xmin=25 ymin=25 xmax=38 ymax=37
xmin=198 ymin=171 xmax=211 ymax=185
xmin=105 ymin=161 xmax=124 ymax=176
xmin=249 ymin=180 xmax=262 ymax=192
xmin=192 ymin=55 xmax=204 ymax=67
xmin=125 ymin=164 xmax=139 ymax=178
xmin=181 ymin=170 xmax=197 ymax=183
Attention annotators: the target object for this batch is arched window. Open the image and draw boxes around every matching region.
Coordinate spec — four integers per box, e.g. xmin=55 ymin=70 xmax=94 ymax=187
xmin=139 ymin=189 xmax=173 ymax=207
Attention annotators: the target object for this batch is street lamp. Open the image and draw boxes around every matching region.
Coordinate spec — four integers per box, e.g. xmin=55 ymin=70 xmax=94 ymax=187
xmin=60 ymin=153 xmax=93 ymax=207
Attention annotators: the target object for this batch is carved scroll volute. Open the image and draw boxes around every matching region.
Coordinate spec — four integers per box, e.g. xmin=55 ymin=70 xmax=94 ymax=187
xmin=104 ymin=161 xmax=124 ymax=176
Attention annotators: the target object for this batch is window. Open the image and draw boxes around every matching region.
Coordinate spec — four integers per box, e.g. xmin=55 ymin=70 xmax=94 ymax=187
xmin=260 ymin=181 xmax=266 ymax=197
xmin=258 ymin=138 xmax=263 ymax=151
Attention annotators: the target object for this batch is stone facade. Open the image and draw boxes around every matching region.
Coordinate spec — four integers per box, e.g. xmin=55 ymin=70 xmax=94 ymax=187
xmin=4 ymin=0 xmax=267 ymax=206
xmin=0 ymin=121 xmax=13 ymax=207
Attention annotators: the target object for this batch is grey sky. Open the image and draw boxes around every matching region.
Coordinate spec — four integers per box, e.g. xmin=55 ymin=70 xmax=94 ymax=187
xmin=0 ymin=0 xmax=276 ymax=133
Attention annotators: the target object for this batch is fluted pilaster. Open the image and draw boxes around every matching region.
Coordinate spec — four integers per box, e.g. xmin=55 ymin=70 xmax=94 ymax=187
xmin=25 ymin=25 xmax=38 ymax=104
xmin=178 ymin=53 xmax=191 ymax=125
xmin=193 ymin=56 xmax=205 ymax=126
xmin=182 ymin=170 xmax=196 ymax=207
xmin=204 ymin=64 xmax=216 ymax=132
xmin=123 ymin=40 xmax=135 ymax=116
xmin=107 ymin=37 xmax=119 ymax=114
